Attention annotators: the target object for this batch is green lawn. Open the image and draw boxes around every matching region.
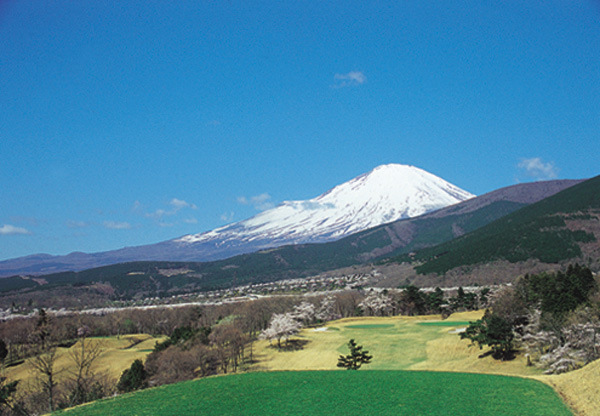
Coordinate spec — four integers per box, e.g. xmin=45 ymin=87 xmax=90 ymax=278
xmin=417 ymin=321 xmax=471 ymax=326
xmin=55 ymin=370 xmax=573 ymax=416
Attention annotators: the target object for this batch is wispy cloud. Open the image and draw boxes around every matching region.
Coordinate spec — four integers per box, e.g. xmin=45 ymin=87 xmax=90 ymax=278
xmin=146 ymin=198 xmax=197 ymax=219
xmin=66 ymin=220 xmax=88 ymax=229
xmin=220 ymin=212 xmax=235 ymax=222
xmin=333 ymin=71 xmax=366 ymax=88
xmin=183 ymin=217 xmax=198 ymax=224
xmin=518 ymin=157 xmax=558 ymax=180
xmin=237 ymin=193 xmax=274 ymax=211
xmin=103 ymin=221 xmax=131 ymax=230
xmin=170 ymin=198 xmax=197 ymax=210
xmin=0 ymin=224 xmax=31 ymax=235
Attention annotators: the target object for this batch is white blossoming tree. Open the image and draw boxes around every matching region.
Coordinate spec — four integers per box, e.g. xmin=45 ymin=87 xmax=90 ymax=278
xmin=260 ymin=313 xmax=302 ymax=349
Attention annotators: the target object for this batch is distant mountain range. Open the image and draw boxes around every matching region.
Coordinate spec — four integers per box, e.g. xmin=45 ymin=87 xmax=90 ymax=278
xmin=0 ymin=164 xmax=474 ymax=277
xmin=0 ymin=176 xmax=587 ymax=306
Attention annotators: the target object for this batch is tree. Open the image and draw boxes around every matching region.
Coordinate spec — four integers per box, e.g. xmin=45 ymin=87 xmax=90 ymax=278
xmin=66 ymin=333 xmax=103 ymax=406
xmin=260 ymin=313 xmax=301 ymax=349
xmin=337 ymin=339 xmax=372 ymax=370
xmin=359 ymin=292 xmax=394 ymax=316
xmin=291 ymin=301 xmax=316 ymax=326
xmin=0 ymin=340 xmax=7 ymax=365
xmin=29 ymin=347 xmax=62 ymax=412
xmin=460 ymin=310 xmax=515 ymax=360
xmin=117 ymin=359 xmax=148 ymax=393
xmin=0 ymin=378 xmax=19 ymax=415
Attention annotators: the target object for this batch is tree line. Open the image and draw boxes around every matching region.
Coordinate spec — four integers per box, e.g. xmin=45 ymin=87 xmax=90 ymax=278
xmin=461 ymin=264 xmax=600 ymax=372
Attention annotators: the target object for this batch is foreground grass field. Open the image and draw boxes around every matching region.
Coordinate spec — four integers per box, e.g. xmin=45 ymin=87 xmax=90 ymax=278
xmin=56 ymin=370 xmax=572 ymax=416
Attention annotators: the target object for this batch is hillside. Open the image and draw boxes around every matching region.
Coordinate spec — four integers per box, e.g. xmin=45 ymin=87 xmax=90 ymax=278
xmin=393 ymin=176 xmax=600 ymax=275
xmin=0 ymin=180 xmax=580 ymax=307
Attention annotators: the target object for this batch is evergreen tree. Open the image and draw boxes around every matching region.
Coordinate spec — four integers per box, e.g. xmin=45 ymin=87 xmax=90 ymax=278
xmin=337 ymin=339 xmax=372 ymax=370
xmin=461 ymin=310 xmax=515 ymax=360
xmin=117 ymin=359 xmax=148 ymax=393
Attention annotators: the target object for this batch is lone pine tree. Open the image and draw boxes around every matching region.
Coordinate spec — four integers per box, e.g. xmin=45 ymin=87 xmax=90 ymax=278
xmin=337 ymin=339 xmax=372 ymax=370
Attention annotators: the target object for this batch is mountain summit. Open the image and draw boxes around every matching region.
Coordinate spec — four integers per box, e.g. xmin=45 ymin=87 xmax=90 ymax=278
xmin=178 ymin=164 xmax=474 ymax=247
xmin=0 ymin=164 xmax=474 ymax=276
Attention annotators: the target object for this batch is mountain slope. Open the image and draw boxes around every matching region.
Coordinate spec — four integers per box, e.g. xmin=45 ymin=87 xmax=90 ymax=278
xmin=0 ymin=179 xmax=582 ymax=305
xmin=178 ymin=164 xmax=473 ymax=247
xmin=0 ymin=164 xmax=473 ymax=276
xmin=395 ymin=176 xmax=600 ymax=275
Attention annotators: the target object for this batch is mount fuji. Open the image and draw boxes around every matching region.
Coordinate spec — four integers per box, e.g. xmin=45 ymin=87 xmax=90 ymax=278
xmin=0 ymin=164 xmax=474 ymax=276
xmin=178 ymin=164 xmax=474 ymax=247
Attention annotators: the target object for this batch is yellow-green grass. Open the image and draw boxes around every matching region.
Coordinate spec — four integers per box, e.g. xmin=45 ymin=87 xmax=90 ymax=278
xmin=536 ymin=359 xmax=600 ymax=416
xmin=252 ymin=311 xmax=539 ymax=377
xmin=5 ymin=334 xmax=164 ymax=386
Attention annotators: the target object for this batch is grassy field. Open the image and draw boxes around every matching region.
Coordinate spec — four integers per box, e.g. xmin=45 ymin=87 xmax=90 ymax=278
xmin=5 ymin=334 xmax=164 ymax=387
xmin=251 ymin=311 xmax=540 ymax=376
xmin=55 ymin=370 xmax=572 ymax=416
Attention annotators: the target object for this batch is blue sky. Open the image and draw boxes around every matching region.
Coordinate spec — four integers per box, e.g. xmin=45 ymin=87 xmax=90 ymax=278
xmin=1 ymin=1 xmax=599 ymax=260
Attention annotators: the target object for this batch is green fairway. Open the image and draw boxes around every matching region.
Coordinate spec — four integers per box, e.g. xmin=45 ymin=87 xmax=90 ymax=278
xmin=55 ymin=370 xmax=573 ymax=416
xmin=417 ymin=321 xmax=470 ymax=326
xmin=345 ymin=324 xmax=396 ymax=329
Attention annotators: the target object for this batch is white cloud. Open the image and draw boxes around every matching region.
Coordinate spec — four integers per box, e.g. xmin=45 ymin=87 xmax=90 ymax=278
xmin=333 ymin=71 xmax=366 ymax=88
xmin=67 ymin=220 xmax=88 ymax=229
xmin=146 ymin=198 xmax=197 ymax=218
xmin=170 ymin=198 xmax=197 ymax=210
xmin=237 ymin=193 xmax=274 ymax=211
xmin=0 ymin=224 xmax=31 ymax=235
xmin=183 ymin=217 xmax=198 ymax=224
xmin=518 ymin=157 xmax=558 ymax=180
xmin=220 ymin=212 xmax=235 ymax=222
xmin=103 ymin=221 xmax=131 ymax=230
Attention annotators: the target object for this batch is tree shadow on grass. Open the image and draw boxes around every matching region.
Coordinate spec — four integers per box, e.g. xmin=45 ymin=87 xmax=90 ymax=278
xmin=269 ymin=339 xmax=311 ymax=352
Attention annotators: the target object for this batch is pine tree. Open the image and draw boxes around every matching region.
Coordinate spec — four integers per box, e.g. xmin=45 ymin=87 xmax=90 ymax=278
xmin=337 ymin=339 xmax=372 ymax=370
xmin=117 ymin=359 xmax=148 ymax=393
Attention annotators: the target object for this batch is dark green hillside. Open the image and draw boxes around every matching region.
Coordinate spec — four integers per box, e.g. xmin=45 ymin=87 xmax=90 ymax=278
xmin=394 ymin=176 xmax=600 ymax=275
xmin=54 ymin=371 xmax=572 ymax=416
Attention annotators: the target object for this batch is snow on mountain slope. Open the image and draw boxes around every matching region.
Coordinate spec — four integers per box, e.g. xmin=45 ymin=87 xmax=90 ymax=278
xmin=177 ymin=164 xmax=474 ymax=247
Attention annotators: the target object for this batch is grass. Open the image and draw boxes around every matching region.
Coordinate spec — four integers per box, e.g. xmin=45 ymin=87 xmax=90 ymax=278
xmin=417 ymin=321 xmax=471 ymax=326
xmin=5 ymin=334 xmax=165 ymax=386
xmin=55 ymin=370 xmax=572 ymax=416
xmin=536 ymin=359 xmax=600 ymax=416
xmin=252 ymin=311 xmax=539 ymax=376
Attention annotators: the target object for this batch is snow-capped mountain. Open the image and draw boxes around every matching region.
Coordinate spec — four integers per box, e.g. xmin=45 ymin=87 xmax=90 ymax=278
xmin=0 ymin=164 xmax=474 ymax=276
xmin=177 ymin=164 xmax=474 ymax=247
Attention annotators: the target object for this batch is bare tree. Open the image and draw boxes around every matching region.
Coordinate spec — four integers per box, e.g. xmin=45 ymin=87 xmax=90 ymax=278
xmin=66 ymin=330 xmax=103 ymax=406
xmin=29 ymin=346 xmax=62 ymax=413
